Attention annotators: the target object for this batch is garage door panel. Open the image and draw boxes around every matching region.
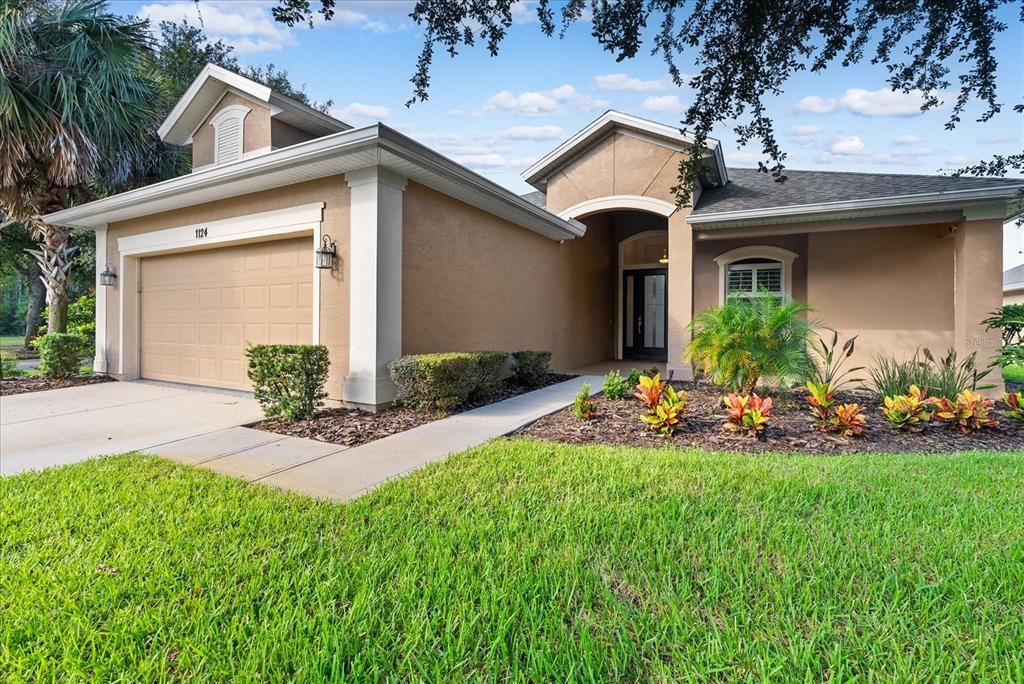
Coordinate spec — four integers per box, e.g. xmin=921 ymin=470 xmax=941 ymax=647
xmin=140 ymin=237 xmax=312 ymax=390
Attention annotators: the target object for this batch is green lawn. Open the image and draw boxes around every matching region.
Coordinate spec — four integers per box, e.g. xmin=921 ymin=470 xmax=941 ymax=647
xmin=0 ymin=334 xmax=25 ymax=348
xmin=3 ymin=442 xmax=1023 ymax=681
xmin=1005 ymin=363 xmax=1024 ymax=383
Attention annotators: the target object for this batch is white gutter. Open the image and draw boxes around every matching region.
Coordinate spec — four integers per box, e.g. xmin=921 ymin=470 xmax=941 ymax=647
xmin=43 ymin=124 xmax=583 ymax=240
xmin=688 ymin=184 xmax=1024 ymax=224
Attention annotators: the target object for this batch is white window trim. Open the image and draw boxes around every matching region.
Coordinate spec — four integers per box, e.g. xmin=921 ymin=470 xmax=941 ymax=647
xmin=113 ymin=202 xmax=324 ymax=379
xmin=713 ymin=245 xmax=798 ymax=305
xmin=210 ymin=104 xmax=251 ymax=165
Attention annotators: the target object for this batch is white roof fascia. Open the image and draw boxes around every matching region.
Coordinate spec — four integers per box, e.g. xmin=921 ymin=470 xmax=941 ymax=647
xmin=44 ymin=125 xmax=583 ymax=241
xmin=158 ymin=64 xmax=271 ymax=143
xmin=688 ymin=185 xmax=1024 ymax=226
xmin=522 ymin=110 xmax=726 ymax=189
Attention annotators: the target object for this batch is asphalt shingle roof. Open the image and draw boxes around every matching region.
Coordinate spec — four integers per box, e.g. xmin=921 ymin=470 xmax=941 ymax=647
xmin=692 ymin=167 xmax=1024 ymax=217
xmin=1005 ymin=264 xmax=1024 ymax=289
xmin=520 ymin=190 xmax=546 ymax=209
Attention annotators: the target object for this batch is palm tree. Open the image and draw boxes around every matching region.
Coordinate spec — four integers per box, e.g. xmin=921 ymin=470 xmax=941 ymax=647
xmin=0 ymin=0 xmax=158 ymax=332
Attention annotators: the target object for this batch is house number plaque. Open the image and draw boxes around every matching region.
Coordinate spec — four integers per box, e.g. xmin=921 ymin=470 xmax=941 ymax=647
xmin=195 ymin=227 xmax=209 ymax=239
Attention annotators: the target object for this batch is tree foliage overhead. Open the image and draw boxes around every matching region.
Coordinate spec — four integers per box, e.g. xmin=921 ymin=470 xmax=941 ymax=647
xmin=272 ymin=0 xmax=1023 ymax=205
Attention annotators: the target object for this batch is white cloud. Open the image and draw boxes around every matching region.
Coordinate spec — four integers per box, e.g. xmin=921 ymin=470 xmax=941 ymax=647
xmin=795 ymin=88 xmax=945 ymax=117
xmin=593 ymin=73 xmax=673 ymax=92
xmin=892 ymin=134 xmax=923 ymax=145
xmin=641 ymin=95 xmax=685 ymax=113
xmin=499 ymin=125 xmax=565 ymax=141
xmin=977 ymin=133 xmax=1019 ymax=145
xmin=466 ymin=85 xmax=606 ymax=117
xmin=141 ymin=1 xmax=297 ymax=54
xmin=829 ymin=136 xmax=869 ymax=156
xmin=945 ymin=154 xmax=971 ymax=165
xmin=730 ymin=150 xmax=762 ymax=165
xmin=509 ymin=1 xmax=537 ymax=24
xmin=332 ymin=102 xmax=391 ymax=122
xmin=450 ymin=153 xmax=536 ymax=171
xmin=839 ymin=88 xmax=939 ymax=117
xmin=790 ymin=124 xmax=824 ymax=137
xmin=794 ymin=95 xmax=838 ymax=114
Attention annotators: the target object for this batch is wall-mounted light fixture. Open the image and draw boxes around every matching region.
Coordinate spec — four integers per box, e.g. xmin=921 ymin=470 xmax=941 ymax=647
xmin=99 ymin=264 xmax=117 ymax=286
xmin=315 ymin=234 xmax=337 ymax=270
xmin=658 ymin=248 xmax=669 ymax=265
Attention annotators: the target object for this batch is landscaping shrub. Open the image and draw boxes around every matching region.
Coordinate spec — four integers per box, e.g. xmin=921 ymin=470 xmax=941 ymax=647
xmin=932 ymin=390 xmax=997 ymax=434
xmin=923 ymin=348 xmax=993 ymax=401
xmin=32 ymin=332 xmax=86 ymax=379
xmin=1 ymin=351 xmax=22 ymax=378
xmin=1005 ymin=391 xmax=1024 ymax=421
xmin=722 ymin=393 xmax=773 ymax=437
xmin=864 ymin=348 xmax=992 ymax=401
xmin=633 ymin=373 xmax=666 ymax=410
xmin=832 ymin=404 xmax=867 ymax=437
xmin=804 ymin=381 xmax=836 ymax=428
xmin=245 ymin=344 xmax=329 ymax=421
xmin=810 ymin=331 xmax=863 ymax=387
xmin=40 ymin=291 xmax=96 ymax=351
xmin=389 ymin=351 xmax=509 ymax=412
xmin=473 ymin=351 xmax=510 ymax=399
xmin=641 ymin=385 xmax=686 ymax=435
xmin=687 ymin=291 xmax=816 ymax=393
xmin=510 ymin=350 xmax=551 ymax=387
xmin=573 ymin=384 xmax=596 ymax=420
xmin=881 ymin=385 xmax=934 ymax=432
xmin=601 ymin=370 xmax=631 ymax=400
xmin=625 ymin=366 xmax=658 ymax=389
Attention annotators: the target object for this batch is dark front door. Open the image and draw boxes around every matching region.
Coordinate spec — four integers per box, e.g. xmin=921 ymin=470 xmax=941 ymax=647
xmin=623 ymin=268 xmax=668 ymax=361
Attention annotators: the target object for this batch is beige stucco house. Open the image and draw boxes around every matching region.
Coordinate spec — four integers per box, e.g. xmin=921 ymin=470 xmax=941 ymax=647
xmin=45 ymin=65 xmax=1021 ymax=405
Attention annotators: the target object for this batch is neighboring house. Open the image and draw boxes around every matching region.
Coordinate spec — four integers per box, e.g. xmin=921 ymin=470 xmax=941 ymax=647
xmin=45 ymin=64 xmax=1022 ymax=405
xmin=1005 ymin=264 xmax=1024 ymax=305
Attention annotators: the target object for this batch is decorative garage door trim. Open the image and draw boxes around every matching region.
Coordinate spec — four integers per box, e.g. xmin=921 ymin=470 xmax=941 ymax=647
xmin=114 ymin=202 xmax=324 ymax=378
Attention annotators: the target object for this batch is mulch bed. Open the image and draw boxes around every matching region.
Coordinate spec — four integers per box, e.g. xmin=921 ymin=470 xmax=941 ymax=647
xmin=252 ymin=373 xmax=577 ymax=448
xmin=516 ymin=381 xmax=1024 ymax=454
xmin=0 ymin=374 xmax=115 ymax=397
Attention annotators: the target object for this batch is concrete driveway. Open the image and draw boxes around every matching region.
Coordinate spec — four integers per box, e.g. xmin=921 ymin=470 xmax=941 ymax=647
xmin=0 ymin=381 xmax=263 ymax=476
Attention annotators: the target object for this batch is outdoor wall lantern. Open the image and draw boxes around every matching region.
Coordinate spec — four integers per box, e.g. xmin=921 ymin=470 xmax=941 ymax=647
xmin=99 ymin=264 xmax=118 ymax=286
xmin=315 ymin=234 xmax=337 ymax=270
xmin=658 ymin=248 xmax=669 ymax=265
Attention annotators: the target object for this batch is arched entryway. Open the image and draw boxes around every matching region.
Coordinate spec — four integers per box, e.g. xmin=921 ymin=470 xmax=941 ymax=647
xmin=565 ymin=198 xmax=672 ymax=362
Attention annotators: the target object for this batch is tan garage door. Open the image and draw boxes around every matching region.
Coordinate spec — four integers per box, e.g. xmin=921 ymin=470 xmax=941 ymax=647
xmin=140 ymin=237 xmax=313 ymax=390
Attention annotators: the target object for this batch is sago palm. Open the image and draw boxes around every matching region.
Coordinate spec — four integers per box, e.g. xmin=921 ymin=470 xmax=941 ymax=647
xmin=0 ymin=0 xmax=158 ymax=331
xmin=686 ymin=290 xmax=817 ymax=393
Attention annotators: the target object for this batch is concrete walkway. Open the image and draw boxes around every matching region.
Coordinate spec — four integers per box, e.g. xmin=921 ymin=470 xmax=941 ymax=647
xmin=152 ymin=375 xmax=602 ymax=501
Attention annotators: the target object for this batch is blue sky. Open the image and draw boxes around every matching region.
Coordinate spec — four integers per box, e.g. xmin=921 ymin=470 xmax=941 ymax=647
xmin=117 ymin=0 xmax=1023 ymax=262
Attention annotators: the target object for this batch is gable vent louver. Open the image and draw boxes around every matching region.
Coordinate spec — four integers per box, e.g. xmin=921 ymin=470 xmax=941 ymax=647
xmin=210 ymin=104 xmax=250 ymax=166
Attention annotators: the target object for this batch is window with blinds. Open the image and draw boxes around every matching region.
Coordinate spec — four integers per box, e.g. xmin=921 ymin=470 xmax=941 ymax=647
xmin=726 ymin=261 xmax=783 ymax=298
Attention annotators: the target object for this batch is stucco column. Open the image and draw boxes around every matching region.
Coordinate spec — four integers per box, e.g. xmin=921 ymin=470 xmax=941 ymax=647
xmin=343 ymin=167 xmax=407 ymax=406
xmin=955 ymin=207 xmax=1004 ymax=398
xmin=666 ymin=210 xmax=694 ymax=380
xmin=93 ymin=225 xmax=109 ymax=374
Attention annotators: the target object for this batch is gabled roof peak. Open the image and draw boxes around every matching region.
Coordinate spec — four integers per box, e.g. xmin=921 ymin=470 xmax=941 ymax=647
xmin=158 ymin=63 xmax=350 ymax=146
xmin=521 ymin=110 xmax=728 ymax=191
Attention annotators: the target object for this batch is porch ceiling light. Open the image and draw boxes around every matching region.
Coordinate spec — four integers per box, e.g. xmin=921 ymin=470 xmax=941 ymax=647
xmin=99 ymin=264 xmax=117 ymax=286
xmin=315 ymin=234 xmax=337 ymax=270
xmin=658 ymin=248 xmax=669 ymax=265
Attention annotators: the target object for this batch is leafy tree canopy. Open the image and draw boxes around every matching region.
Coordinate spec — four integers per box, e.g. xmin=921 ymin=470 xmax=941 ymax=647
xmin=271 ymin=0 xmax=1023 ymax=205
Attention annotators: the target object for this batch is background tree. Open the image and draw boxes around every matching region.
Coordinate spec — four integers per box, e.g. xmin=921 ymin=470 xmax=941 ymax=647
xmin=0 ymin=0 xmax=159 ymax=333
xmin=272 ymin=0 xmax=1022 ymax=204
xmin=0 ymin=223 xmax=45 ymax=348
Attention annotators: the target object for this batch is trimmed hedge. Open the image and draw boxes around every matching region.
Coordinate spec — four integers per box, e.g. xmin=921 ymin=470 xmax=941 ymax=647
xmin=389 ymin=351 xmax=509 ymax=412
xmin=511 ymin=350 xmax=551 ymax=387
xmin=245 ymin=344 xmax=329 ymax=421
xmin=32 ymin=333 xmax=86 ymax=379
